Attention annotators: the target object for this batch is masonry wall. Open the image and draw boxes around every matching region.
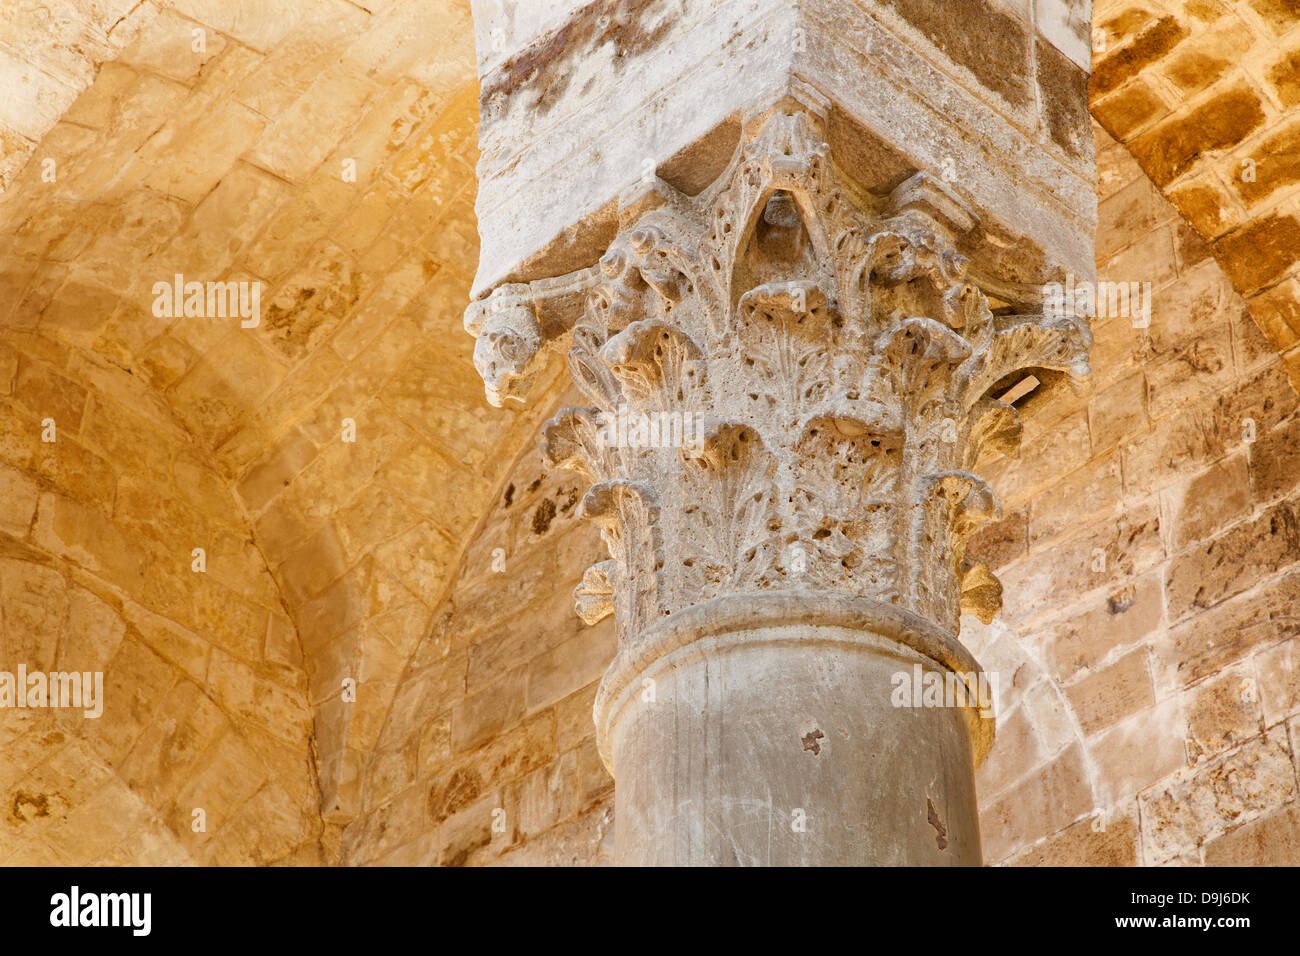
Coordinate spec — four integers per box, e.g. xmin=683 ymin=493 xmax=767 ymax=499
xmin=1089 ymin=0 xmax=1300 ymax=387
xmin=344 ymin=388 xmax=616 ymax=865
xmin=0 ymin=0 xmax=545 ymax=855
xmin=966 ymin=122 xmax=1300 ymax=865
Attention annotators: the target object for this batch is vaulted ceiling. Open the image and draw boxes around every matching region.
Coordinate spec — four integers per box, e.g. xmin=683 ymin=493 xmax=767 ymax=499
xmin=0 ymin=0 xmax=575 ymax=862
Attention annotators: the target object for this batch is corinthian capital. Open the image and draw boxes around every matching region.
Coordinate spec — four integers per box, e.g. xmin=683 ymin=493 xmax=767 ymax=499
xmin=466 ymin=85 xmax=1092 ymax=645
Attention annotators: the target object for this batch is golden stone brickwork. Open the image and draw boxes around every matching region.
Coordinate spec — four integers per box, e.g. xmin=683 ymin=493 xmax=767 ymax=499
xmin=1091 ymin=0 xmax=1300 ymax=389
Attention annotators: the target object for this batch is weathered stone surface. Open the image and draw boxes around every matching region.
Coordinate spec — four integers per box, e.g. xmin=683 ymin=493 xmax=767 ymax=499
xmin=1089 ymin=698 xmax=1187 ymax=807
xmin=1158 ymin=569 xmax=1300 ymax=692
xmin=981 ymin=744 xmax=1093 ymax=864
xmin=881 ymin=0 xmax=1034 ymax=109
xmin=1000 ymin=498 xmax=1164 ymax=624
xmin=1087 ymin=371 xmax=1146 ymax=451
xmin=1255 ymin=638 xmax=1300 ymax=727
xmin=1214 ymin=215 xmax=1300 ymax=295
xmin=1096 ymin=174 xmax=1162 ymax=262
xmin=976 ymin=703 xmax=1044 ymax=797
xmin=1165 ymin=504 xmax=1299 ymax=622
xmin=1169 ymin=454 xmax=1252 ymax=550
xmin=1038 ymin=37 xmax=1092 ymax=159
xmin=1140 ymin=727 xmax=1296 ymax=864
xmin=1064 ymin=648 xmax=1154 ymax=736
xmin=1269 ymin=45 xmax=1300 ymax=106
xmin=464 ymin=48 xmax=1103 ymax=863
xmin=1249 ymin=279 xmax=1300 ymax=351
xmin=1250 ymin=414 xmax=1300 ymax=503
xmin=1204 ymin=802 xmax=1300 ymax=865
xmin=1047 ymin=573 xmax=1164 ymax=680
xmin=1091 ymin=15 xmax=1188 ymax=99
xmin=1128 ymin=86 xmax=1265 ymax=188
xmin=1030 ymin=454 xmax=1123 ymax=546
xmin=1232 ymin=120 xmax=1300 ymax=208
xmin=966 ymin=509 xmax=1029 ymax=571
xmin=1184 ymin=664 xmax=1263 ymax=762
xmin=1008 ymin=806 xmax=1139 ymax=866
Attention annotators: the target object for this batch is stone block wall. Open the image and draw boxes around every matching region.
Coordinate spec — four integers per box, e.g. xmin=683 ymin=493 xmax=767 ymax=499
xmin=1089 ymin=0 xmax=1300 ymax=392
xmin=0 ymin=0 xmax=163 ymax=193
xmin=345 ymin=389 xmax=616 ymax=865
xmin=0 ymin=0 xmax=557 ymax=841
xmin=966 ymin=121 xmax=1300 ymax=866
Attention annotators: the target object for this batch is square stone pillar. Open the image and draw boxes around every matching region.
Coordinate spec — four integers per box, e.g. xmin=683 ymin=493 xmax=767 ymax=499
xmin=471 ymin=0 xmax=1095 ymax=302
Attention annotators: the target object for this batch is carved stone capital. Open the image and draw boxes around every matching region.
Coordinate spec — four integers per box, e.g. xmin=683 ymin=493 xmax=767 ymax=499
xmin=466 ymin=86 xmax=1092 ymax=647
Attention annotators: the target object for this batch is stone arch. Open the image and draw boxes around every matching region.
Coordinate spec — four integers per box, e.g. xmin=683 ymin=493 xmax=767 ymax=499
xmin=342 ymin=382 xmax=618 ymax=866
xmin=0 ymin=0 xmax=535 ymax=859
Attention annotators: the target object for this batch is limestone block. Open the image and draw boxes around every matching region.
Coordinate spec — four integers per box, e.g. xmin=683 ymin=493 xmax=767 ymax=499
xmin=1013 ymin=809 xmax=1140 ymax=865
xmin=981 ymin=743 xmax=1093 ymax=863
xmin=1046 ymin=571 xmax=1163 ymax=679
xmin=1184 ymin=663 xmax=1264 ymax=762
xmin=1065 ymin=647 xmax=1154 ymax=736
xmin=1089 ymin=697 xmax=1185 ymax=807
xmin=1204 ymin=802 xmax=1300 ymax=865
xmin=450 ymin=666 xmax=526 ymax=753
xmin=1140 ymin=726 xmax=1296 ymax=864
xmin=1255 ymin=638 xmax=1300 ymax=728
xmin=1165 ymin=503 xmax=1300 ymax=622
xmin=1157 ymin=568 xmax=1300 ymax=691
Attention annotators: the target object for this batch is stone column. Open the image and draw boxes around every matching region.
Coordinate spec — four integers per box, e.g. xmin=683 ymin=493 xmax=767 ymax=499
xmin=465 ymin=1 xmax=1095 ymax=866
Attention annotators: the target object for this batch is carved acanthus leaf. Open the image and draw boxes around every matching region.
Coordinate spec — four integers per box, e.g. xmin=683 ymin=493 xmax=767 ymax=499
xmin=926 ymin=471 xmax=1000 ymax=545
xmin=579 ymin=480 xmax=665 ymax=636
xmin=954 ymin=314 xmax=1092 ymax=412
xmin=599 ymin=320 xmax=706 ymax=411
xmin=541 ymin=407 xmax=615 ymax=483
xmin=465 ymin=91 xmax=1091 ymax=645
xmin=875 ymin=317 xmax=973 ymax=413
xmin=678 ymin=423 xmax=780 ymax=599
xmin=964 ymin=398 xmax=1023 ymax=467
xmin=960 ymin=559 xmax=1003 ymax=625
